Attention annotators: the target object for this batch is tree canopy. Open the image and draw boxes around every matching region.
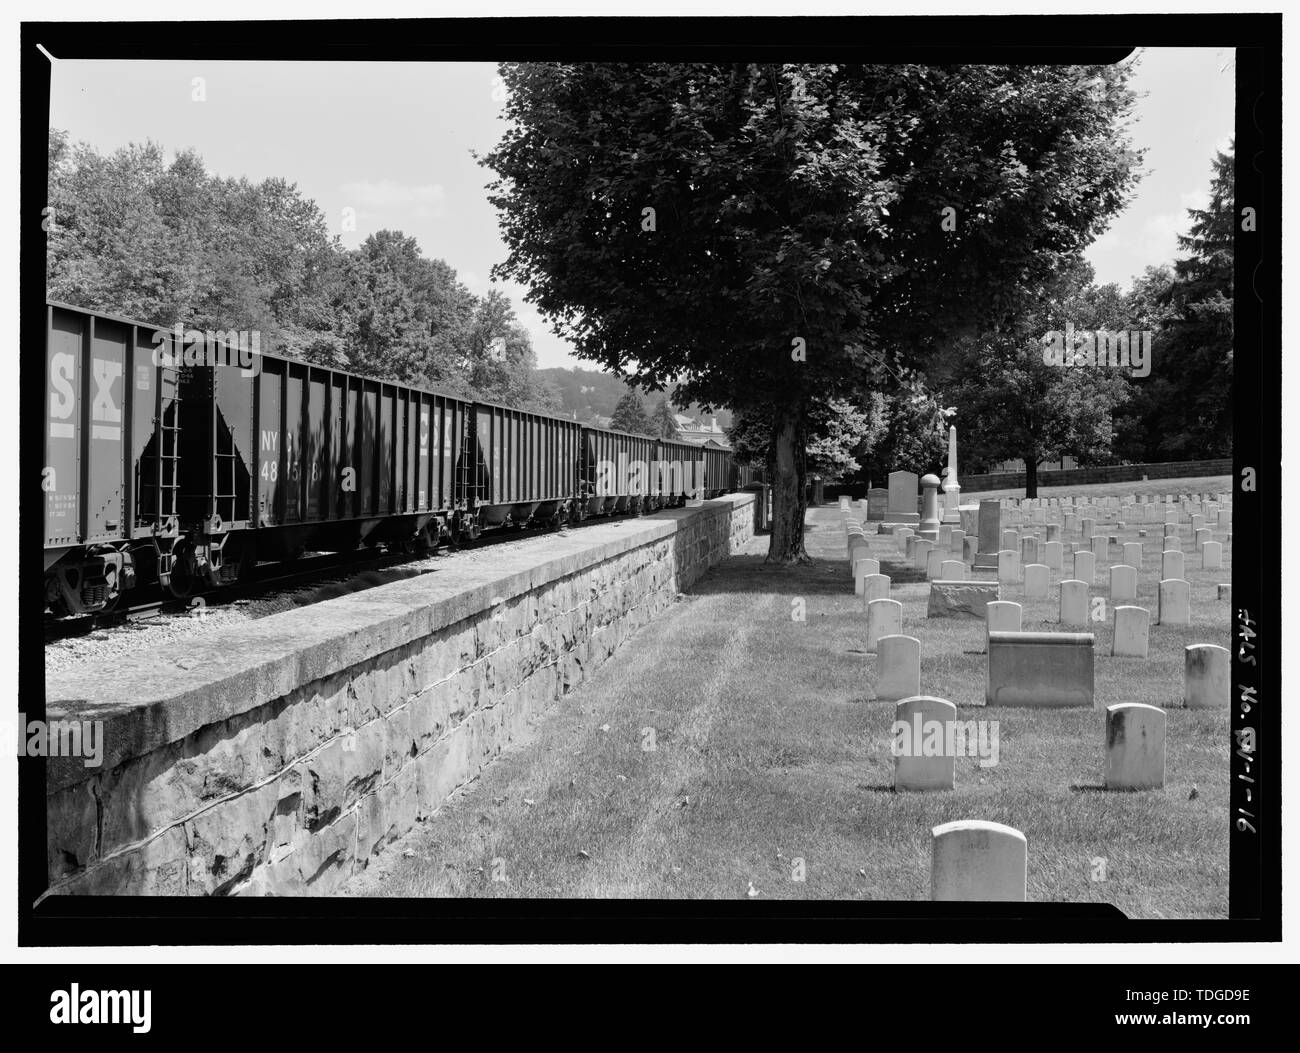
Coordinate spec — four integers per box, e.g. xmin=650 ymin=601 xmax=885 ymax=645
xmin=482 ymin=62 xmax=1143 ymax=559
xmin=46 ymin=129 xmax=558 ymax=412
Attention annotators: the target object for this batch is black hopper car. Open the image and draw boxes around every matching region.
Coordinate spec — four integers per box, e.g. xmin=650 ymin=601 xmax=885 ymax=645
xmin=43 ymin=301 xmax=756 ymax=616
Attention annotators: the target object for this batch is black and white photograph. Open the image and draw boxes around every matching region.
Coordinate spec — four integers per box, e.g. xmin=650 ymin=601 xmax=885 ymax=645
xmin=9 ymin=4 xmax=1286 ymax=987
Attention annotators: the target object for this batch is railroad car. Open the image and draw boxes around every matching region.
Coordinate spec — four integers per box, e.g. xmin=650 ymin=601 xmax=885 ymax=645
xmin=699 ymin=441 xmax=733 ymax=499
xmin=467 ymin=400 xmax=582 ymax=532
xmin=653 ymin=438 xmax=706 ymax=505
xmin=579 ymin=426 xmax=658 ymax=517
xmin=44 ymin=300 xmax=747 ymax=616
xmin=44 ymin=302 xmax=183 ymax=615
xmin=173 ymin=345 xmax=471 ymax=595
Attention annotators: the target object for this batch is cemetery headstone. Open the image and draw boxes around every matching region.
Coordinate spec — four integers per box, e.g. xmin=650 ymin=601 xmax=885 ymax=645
xmin=867 ymin=487 xmax=889 ymax=521
xmin=1111 ymin=605 xmax=1150 ymax=658
xmin=1059 ymin=579 xmax=1088 ymax=626
xmin=1184 ymin=644 xmax=1229 ymax=708
xmin=863 ymin=573 xmax=890 ymax=606
xmin=877 ymin=634 xmax=921 ymax=702
xmin=1023 ymin=563 xmax=1049 ymax=598
xmin=1104 ymin=703 xmax=1166 ymax=790
xmin=894 ymin=696 xmax=958 ymax=792
xmin=931 ymin=821 xmax=1027 ymax=902
xmin=997 ymin=550 xmax=1021 ymax=584
xmin=866 ymin=598 xmax=903 ymax=653
xmin=986 ymin=631 xmax=1094 ymax=707
xmin=1157 ymin=579 xmax=1191 ymax=626
xmin=1073 ymin=550 xmax=1096 ymax=585
xmin=1161 ymin=550 xmax=1185 ymax=580
xmin=1110 ymin=564 xmax=1138 ymax=602
xmin=887 ymin=470 xmax=921 ymax=523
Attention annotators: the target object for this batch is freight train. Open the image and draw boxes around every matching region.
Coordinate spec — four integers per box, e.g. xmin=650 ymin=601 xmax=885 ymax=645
xmin=43 ymin=301 xmax=762 ymax=616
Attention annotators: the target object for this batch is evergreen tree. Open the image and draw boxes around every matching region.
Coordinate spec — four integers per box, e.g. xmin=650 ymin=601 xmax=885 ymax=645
xmin=609 ymin=390 xmax=652 ymax=434
xmin=649 ymin=397 xmax=681 ymax=440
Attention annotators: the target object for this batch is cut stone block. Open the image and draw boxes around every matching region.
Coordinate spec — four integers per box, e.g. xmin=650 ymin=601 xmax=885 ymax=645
xmin=1044 ymin=540 xmax=1063 ymax=570
xmin=927 ymin=579 xmax=998 ymax=620
xmin=931 ymin=820 xmax=1027 ymax=902
xmin=1105 ymin=703 xmax=1166 ymax=790
xmin=940 ymin=560 xmax=966 ymax=580
xmin=986 ymin=631 xmax=1094 ymax=708
xmin=1202 ymin=541 xmax=1222 ymax=570
xmin=1122 ymin=542 xmax=1142 ymax=569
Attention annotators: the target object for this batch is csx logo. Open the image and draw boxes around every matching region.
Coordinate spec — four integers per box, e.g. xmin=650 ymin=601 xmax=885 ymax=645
xmin=49 ymin=353 xmax=122 ymax=440
xmin=420 ymin=409 xmax=430 ymax=452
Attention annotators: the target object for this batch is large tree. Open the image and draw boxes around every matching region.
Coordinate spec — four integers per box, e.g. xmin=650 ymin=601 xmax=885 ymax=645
xmin=483 ymin=62 xmax=1142 ymax=561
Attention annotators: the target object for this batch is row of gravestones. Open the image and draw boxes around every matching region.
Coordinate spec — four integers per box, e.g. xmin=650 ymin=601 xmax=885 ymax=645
xmin=840 ymin=503 xmax=1227 ymax=901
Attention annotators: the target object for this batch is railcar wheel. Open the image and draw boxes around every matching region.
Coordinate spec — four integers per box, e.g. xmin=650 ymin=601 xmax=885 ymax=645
xmin=167 ymin=542 xmax=201 ymax=600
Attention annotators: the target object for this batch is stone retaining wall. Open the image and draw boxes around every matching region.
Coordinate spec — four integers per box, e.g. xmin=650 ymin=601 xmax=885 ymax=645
xmin=44 ymin=494 xmax=755 ymax=896
xmin=959 ymin=459 xmax=1233 ymax=493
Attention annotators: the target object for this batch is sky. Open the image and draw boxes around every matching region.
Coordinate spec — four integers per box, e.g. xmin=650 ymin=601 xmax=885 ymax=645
xmin=47 ymin=48 xmax=1235 ymax=370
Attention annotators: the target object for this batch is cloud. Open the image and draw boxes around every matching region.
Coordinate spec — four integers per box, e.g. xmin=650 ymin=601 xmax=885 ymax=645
xmin=338 ymin=179 xmax=447 ymax=218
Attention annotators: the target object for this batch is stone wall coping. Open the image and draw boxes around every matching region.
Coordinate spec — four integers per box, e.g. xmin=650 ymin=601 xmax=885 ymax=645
xmin=45 ymin=494 xmax=753 ymax=791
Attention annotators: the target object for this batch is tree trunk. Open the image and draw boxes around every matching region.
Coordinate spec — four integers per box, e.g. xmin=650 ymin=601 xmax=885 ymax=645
xmin=767 ymin=407 xmax=811 ymax=564
xmin=1024 ymin=458 xmax=1039 ymax=499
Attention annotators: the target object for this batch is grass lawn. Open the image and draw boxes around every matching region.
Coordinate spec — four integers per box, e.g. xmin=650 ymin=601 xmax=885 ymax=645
xmin=343 ymin=481 xmax=1231 ymax=916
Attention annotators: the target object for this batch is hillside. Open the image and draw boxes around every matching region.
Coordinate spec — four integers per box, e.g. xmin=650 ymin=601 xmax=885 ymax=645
xmin=537 ymin=366 xmax=733 ymax=429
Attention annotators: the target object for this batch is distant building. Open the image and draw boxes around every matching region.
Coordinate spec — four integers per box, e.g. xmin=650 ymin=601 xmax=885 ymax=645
xmin=676 ymin=414 xmax=731 ymax=449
